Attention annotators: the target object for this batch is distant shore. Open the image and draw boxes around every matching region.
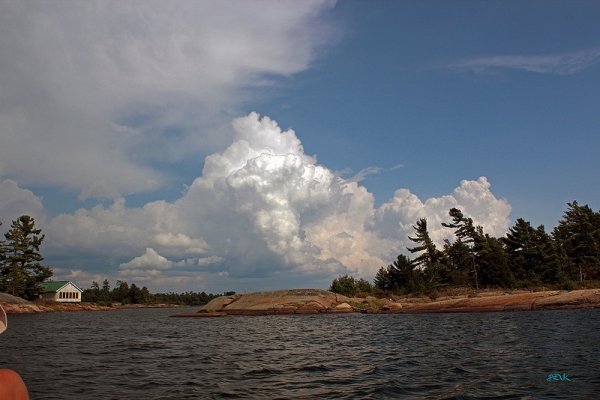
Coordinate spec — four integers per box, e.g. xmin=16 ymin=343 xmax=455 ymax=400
xmin=4 ymin=289 xmax=600 ymax=316
xmin=0 ymin=293 xmax=190 ymax=314
xmin=171 ymin=288 xmax=600 ymax=317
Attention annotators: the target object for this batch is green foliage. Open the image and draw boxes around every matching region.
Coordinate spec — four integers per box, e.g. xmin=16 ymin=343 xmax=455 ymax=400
xmin=442 ymin=239 xmax=472 ymax=285
xmin=553 ymin=201 xmax=600 ymax=280
xmin=0 ymin=215 xmax=53 ymax=300
xmin=442 ymin=208 xmax=483 ymax=289
xmin=128 ymin=283 xmax=143 ymax=304
xmin=374 ymin=266 xmax=394 ymax=292
xmin=355 ymin=278 xmax=373 ymax=294
xmin=329 ymin=274 xmax=369 ymax=297
xmin=503 ymin=219 xmax=566 ymax=284
xmin=80 ymin=278 xmax=231 ymax=306
xmin=477 ymin=235 xmax=513 ymax=287
xmin=407 ymin=218 xmax=447 ymax=286
xmin=373 ymin=254 xmax=425 ymax=294
xmin=111 ymin=280 xmax=130 ymax=304
xmin=82 ymin=281 xmax=101 ymax=302
xmin=365 ymin=201 xmax=599 ymax=297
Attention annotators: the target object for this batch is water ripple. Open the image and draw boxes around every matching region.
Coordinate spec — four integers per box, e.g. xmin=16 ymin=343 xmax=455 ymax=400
xmin=2 ymin=309 xmax=599 ymax=398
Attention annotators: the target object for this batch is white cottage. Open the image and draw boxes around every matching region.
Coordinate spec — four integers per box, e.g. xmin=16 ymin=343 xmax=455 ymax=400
xmin=40 ymin=281 xmax=83 ymax=303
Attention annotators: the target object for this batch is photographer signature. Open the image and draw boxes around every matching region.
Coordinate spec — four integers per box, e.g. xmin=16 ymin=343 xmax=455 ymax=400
xmin=547 ymin=373 xmax=570 ymax=382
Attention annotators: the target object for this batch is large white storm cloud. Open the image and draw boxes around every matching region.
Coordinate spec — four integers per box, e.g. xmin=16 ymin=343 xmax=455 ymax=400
xmin=23 ymin=113 xmax=512 ymax=291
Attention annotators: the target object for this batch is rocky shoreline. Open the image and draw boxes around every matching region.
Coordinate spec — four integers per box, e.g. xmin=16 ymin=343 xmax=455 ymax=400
xmin=170 ymin=288 xmax=600 ymax=317
xmin=4 ymin=288 xmax=600 ymax=316
xmin=0 ymin=293 xmax=184 ymax=314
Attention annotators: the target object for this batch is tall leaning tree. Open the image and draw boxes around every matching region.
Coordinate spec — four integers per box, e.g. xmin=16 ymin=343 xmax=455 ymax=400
xmin=407 ymin=218 xmax=446 ymax=287
xmin=442 ymin=208 xmax=482 ymax=290
xmin=1 ymin=215 xmax=53 ymax=299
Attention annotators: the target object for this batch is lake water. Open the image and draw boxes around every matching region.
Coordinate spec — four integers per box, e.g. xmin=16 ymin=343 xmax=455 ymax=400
xmin=2 ymin=308 xmax=599 ymax=399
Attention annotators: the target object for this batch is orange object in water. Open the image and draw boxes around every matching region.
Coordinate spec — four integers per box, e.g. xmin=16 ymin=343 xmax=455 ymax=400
xmin=0 ymin=305 xmax=6 ymax=334
xmin=0 ymin=369 xmax=30 ymax=400
xmin=0 ymin=306 xmax=30 ymax=400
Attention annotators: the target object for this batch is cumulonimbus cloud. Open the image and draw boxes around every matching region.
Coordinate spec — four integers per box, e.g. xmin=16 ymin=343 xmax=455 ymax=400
xmin=15 ymin=112 xmax=512 ymax=291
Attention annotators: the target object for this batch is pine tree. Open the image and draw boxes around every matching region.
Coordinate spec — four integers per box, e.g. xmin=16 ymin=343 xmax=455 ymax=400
xmin=553 ymin=201 xmax=600 ymax=280
xmin=329 ymin=275 xmax=359 ymax=297
xmin=111 ymin=280 xmax=130 ymax=304
xmin=407 ymin=218 xmax=446 ymax=287
xmin=141 ymin=286 xmax=152 ymax=304
xmin=374 ymin=266 xmax=394 ymax=291
xmin=0 ymin=215 xmax=52 ymax=299
xmin=477 ymin=235 xmax=513 ymax=287
xmin=442 ymin=238 xmax=472 ymax=285
xmin=128 ymin=283 xmax=143 ymax=304
xmin=101 ymin=279 xmax=111 ymax=303
xmin=503 ymin=219 xmax=566 ymax=285
xmin=392 ymin=254 xmax=424 ymax=294
xmin=442 ymin=208 xmax=483 ymax=290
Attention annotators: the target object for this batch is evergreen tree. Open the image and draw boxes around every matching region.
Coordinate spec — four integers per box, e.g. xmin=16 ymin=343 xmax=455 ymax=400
xmin=111 ymin=280 xmax=130 ymax=303
xmin=477 ymin=235 xmax=513 ymax=287
xmin=394 ymin=254 xmax=424 ymax=293
xmin=374 ymin=254 xmax=424 ymax=294
xmin=374 ymin=266 xmax=393 ymax=291
xmin=101 ymin=279 xmax=111 ymax=303
xmin=82 ymin=281 xmax=101 ymax=302
xmin=128 ymin=283 xmax=143 ymax=304
xmin=407 ymin=218 xmax=447 ymax=287
xmin=355 ymin=278 xmax=374 ymax=294
xmin=329 ymin=275 xmax=360 ymax=297
xmin=0 ymin=216 xmax=52 ymax=299
xmin=442 ymin=238 xmax=472 ymax=285
xmin=535 ymin=225 xmax=568 ymax=284
xmin=442 ymin=208 xmax=480 ymax=246
xmin=442 ymin=208 xmax=483 ymax=290
xmin=141 ymin=286 xmax=152 ymax=304
xmin=503 ymin=219 xmax=565 ymax=284
xmin=553 ymin=201 xmax=600 ymax=280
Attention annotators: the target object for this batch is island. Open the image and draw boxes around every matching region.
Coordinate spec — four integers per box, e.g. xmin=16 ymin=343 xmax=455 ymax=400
xmin=169 ymin=288 xmax=600 ymax=317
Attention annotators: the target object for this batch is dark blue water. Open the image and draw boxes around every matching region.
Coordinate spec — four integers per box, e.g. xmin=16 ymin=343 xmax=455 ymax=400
xmin=2 ymin=308 xmax=599 ymax=399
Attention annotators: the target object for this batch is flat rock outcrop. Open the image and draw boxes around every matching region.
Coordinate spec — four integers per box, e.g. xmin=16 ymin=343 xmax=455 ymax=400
xmin=171 ymin=289 xmax=600 ymax=317
xmin=173 ymin=289 xmax=351 ymax=316
xmin=1 ymin=293 xmax=47 ymax=314
xmin=394 ymin=289 xmax=600 ymax=314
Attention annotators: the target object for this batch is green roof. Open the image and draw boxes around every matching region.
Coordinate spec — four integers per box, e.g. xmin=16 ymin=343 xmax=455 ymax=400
xmin=40 ymin=281 xmax=82 ymax=293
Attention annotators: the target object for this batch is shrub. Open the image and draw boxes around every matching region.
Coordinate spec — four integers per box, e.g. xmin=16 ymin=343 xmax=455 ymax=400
xmin=329 ymin=275 xmax=360 ymax=297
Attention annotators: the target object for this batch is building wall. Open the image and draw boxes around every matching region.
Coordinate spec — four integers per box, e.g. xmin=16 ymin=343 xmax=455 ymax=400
xmin=55 ymin=288 xmax=82 ymax=303
xmin=44 ymin=282 xmax=83 ymax=303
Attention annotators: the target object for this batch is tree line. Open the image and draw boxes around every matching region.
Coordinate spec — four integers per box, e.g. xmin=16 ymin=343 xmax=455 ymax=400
xmin=81 ymin=279 xmax=234 ymax=306
xmin=330 ymin=201 xmax=600 ymax=297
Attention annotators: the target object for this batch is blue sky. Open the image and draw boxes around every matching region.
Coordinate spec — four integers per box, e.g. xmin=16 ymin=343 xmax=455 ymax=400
xmin=0 ymin=1 xmax=598 ymax=293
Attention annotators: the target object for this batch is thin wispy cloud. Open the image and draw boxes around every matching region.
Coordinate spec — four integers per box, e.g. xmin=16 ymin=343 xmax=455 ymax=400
xmin=450 ymin=48 xmax=600 ymax=75
xmin=345 ymin=167 xmax=382 ymax=183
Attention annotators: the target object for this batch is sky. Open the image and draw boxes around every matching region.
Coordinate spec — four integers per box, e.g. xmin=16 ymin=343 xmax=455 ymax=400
xmin=0 ymin=0 xmax=598 ymax=294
